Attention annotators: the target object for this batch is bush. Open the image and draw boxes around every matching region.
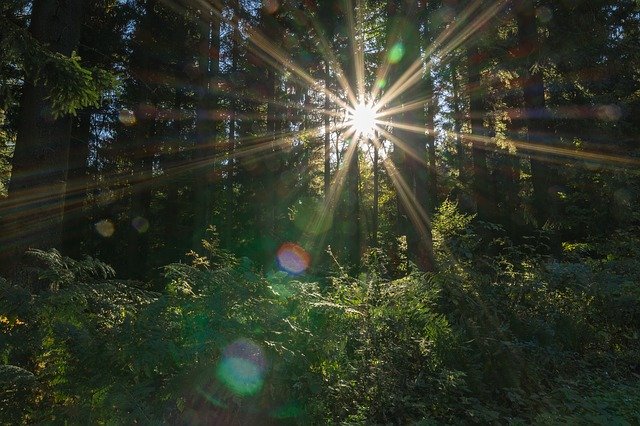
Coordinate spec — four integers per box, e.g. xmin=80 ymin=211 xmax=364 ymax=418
xmin=1 ymin=226 xmax=639 ymax=424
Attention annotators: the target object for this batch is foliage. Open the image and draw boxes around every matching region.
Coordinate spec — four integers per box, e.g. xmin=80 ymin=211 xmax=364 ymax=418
xmin=2 ymin=223 xmax=639 ymax=423
xmin=1 ymin=16 xmax=116 ymax=117
xmin=1 ymin=0 xmax=639 ymax=424
xmin=0 ymin=109 xmax=13 ymax=197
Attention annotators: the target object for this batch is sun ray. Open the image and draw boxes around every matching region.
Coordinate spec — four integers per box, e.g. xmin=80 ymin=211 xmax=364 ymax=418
xmin=375 ymin=119 xmax=434 ymax=137
xmin=345 ymin=0 xmax=366 ymax=102
xmin=447 ymin=128 xmax=640 ymax=168
xmin=371 ymin=138 xmax=433 ymax=258
xmin=303 ymin=127 xmax=360 ymax=258
xmin=369 ymin=0 xmax=481 ymax=102
xmin=374 ymin=0 xmax=507 ymax=110
xmin=154 ymin=0 xmax=352 ymax=118
xmin=303 ymin=7 xmax=359 ymax=107
xmin=374 ymin=126 xmax=428 ymax=167
xmin=241 ymin=23 xmax=352 ymax=112
xmin=0 ymin=117 xmax=352 ymax=250
xmin=375 ymin=97 xmax=433 ymax=119
xmin=186 ymin=0 xmax=354 ymax=114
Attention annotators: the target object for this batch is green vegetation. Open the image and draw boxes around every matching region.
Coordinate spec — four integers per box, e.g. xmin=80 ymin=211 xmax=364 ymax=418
xmin=1 ymin=0 xmax=639 ymax=423
xmin=2 ymin=209 xmax=639 ymax=423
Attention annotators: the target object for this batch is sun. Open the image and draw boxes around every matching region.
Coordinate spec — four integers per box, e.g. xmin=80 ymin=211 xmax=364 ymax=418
xmin=348 ymin=102 xmax=378 ymax=137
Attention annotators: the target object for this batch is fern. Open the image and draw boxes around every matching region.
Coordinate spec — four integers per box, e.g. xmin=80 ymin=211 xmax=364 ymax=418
xmin=0 ymin=365 xmax=37 ymax=423
xmin=26 ymin=249 xmax=115 ymax=290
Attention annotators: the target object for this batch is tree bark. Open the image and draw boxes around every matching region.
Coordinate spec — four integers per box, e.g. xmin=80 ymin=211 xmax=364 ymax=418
xmin=516 ymin=0 xmax=557 ymax=228
xmin=62 ymin=110 xmax=92 ymax=258
xmin=372 ymin=136 xmax=379 ymax=248
xmin=192 ymin=6 xmax=221 ymax=250
xmin=467 ymin=45 xmax=492 ymax=222
xmin=324 ymin=65 xmax=331 ymax=199
xmin=425 ymin=71 xmax=438 ymax=213
xmin=344 ymin=140 xmax=361 ymax=271
xmin=390 ymin=0 xmax=435 ymax=272
xmin=451 ymin=63 xmax=466 ymax=188
xmin=126 ymin=0 xmax=160 ymax=277
xmin=1 ymin=0 xmax=83 ymax=275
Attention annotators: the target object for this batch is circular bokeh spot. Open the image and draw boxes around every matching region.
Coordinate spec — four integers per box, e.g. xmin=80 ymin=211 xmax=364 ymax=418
xmin=276 ymin=243 xmax=311 ymax=275
xmin=536 ymin=6 xmax=552 ymax=23
xmin=596 ymin=104 xmax=622 ymax=121
xmin=263 ymin=0 xmax=279 ymax=14
xmin=132 ymin=216 xmax=150 ymax=233
xmin=95 ymin=219 xmax=115 ymax=237
xmin=216 ymin=338 xmax=266 ymax=397
xmin=118 ymin=109 xmax=136 ymax=126
xmin=388 ymin=43 xmax=405 ymax=64
xmin=614 ymin=188 xmax=633 ymax=208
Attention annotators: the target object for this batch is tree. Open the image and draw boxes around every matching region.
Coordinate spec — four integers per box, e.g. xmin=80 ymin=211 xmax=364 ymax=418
xmin=62 ymin=0 xmax=128 ymax=259
xmin=388 ymin=0 xmax=435 ymax=272
xmin=1 ymin=0 xmax=85 ymax=275
xmin=516 ymin=0 xmax=556 ymax=229
xmin=192 ymin=1 xmax=222 ymax=251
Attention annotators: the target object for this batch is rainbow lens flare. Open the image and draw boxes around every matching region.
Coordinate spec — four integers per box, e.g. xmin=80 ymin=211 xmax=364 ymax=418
xmin=276 ymin=242 xmax=310 ymax=275
xmin=131 ymin=216 xmax=149 ymax=233
xmin=216 ymin=338 xmax=266 ymax=396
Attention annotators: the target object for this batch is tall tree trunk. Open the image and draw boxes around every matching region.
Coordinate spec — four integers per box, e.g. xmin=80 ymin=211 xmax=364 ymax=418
xmin=343 ymin=2 xmax=362 ymax=272
xmin=467 ymin=45 xmax=492 ymax=222
xmin=318 ymin=1 xmax=336 ymax=201
xmin=389 ymin=0 xmax=435 ymax=272
xmin=372 ymin=136 xmax=379 ymax=248
xmin=516 ymin=0 xmax=556 ymax=229
xmin=344 ymin=140 xmax=361 ymax=271
xmin=126 ymin=0 xmax=159 ymax=277
xmin=163 ymin=89 xmax=186 ymax=263
xmin=425 ymin=71 xmax=438 ymax=213
xmin=263 ymin=72 xmax=282 ymax=267
xmin=192 ymin=6 xmax=221 ymax=250
xmin=497 ymin=109 xmax=522 ymax=235
xmin=451 ymin=63 xmax=466 ymax=190
xmin=224 ymin=0 xmax=240 ymax=248
xmin=1 ymin=0 xmax=83 ymax=275
xmin=324 ymin=65 xmax=331 ymax=199
xmin=126 ymin=122 xmax=154 ymax=277
xmin=62 ymin=110 xmax=92 ymax=258
xmin=420 ymin=11 xmax=438 ymax=213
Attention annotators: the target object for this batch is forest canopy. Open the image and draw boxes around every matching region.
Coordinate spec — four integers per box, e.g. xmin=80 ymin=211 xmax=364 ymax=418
xmin=1 ymin=0 xmax=639 ymax=423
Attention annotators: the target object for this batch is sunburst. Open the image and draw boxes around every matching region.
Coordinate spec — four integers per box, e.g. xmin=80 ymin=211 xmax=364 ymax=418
xmin=347 ymin=101 xmax=378 ymax=137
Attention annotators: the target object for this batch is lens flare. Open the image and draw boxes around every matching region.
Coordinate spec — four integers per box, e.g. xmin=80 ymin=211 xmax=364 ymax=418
xmin=614 ymin=188 xmax=633 ymax=207
xmin=216 ymin=338 xmax=266 ymax=397
xmin=388 ymin=42 xmax=405 ymax=63
xmin=131 ymin=216 xmax=149 ymax=233
xmin=276 ymin=242 xmax=311 ymax=275
xmin=118 ymin=109 xmax=136 ymax=126
xmin=95 ymin=220 xmax=115 ymax=237
xmin=263 ymin=0 xmax=279 ymax=14
xmin=536 ymin=6 xmax=552 ymax=23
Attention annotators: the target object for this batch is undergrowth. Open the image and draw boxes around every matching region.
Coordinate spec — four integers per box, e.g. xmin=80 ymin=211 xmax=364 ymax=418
xmin=1 ymin=210 xmax=639 ymax=424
